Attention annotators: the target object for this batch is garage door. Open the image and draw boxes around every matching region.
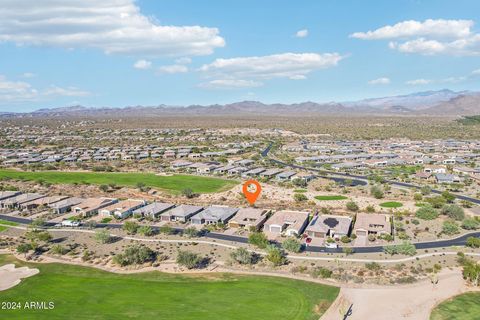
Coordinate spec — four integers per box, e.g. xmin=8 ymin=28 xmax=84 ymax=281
xmin=270 ymin=226 xmax=282 ymax=233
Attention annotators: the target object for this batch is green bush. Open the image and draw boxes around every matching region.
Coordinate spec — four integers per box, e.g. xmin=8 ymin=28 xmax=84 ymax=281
xmin=282 ymin=238 xmax=302 ymax=253
xmin=94 ymin=229 xmax=111 ymax=244
xmin=383 ymin=242 xmax=416 ymax=256
xmin=138 ymin=225 xmax=154 ymax=236
xmin=462 ymin=218 xmax=480 ymax=230
xmin=230 ymin=247 xmax=254 ymax=265
xmin=310 ymin=267 xmax=332 ymax=278
xmin=248 ymin=232 xmax=269 ymax=249
xmin=415 ymin=205 xmax=438 ymax=220
xmin=113 ymin=244 xmax=155 ymax=266
xmin=346 ymin=201 xmax=359 ymax=212
xmin=265 ymin=245 xmax=287 ymax=266
xmin=441 ymin=204 xmax=465 ymax=221
xmin=176 ymin=250 xmax=201 ymax=269
xmin=466 ymin=237 xmax=480 ymax=248
xmin=293 ymin=193 xmax=308 ymax=202
xmin=122 ymin=221 xmax=139 ymax=234
xmin=442 ymin=220 xmax=459 ymax=235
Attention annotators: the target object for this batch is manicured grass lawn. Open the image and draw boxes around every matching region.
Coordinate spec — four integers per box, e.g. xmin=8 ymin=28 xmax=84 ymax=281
xmin=314 ymin=195 xmax=348 ymax=201
xmin=0 ymin=219 xmax=17 ymax=232
xmin=379 ymin=201 xmax=403 ymax=208
xmin=294 ymin=189 xmax=307 ymax=193
xmin=430 ymin=292 xmax=480 ymax=320
xmin=0 ymin=255 xmax=339 ymax=320
xmin=0 ymin=219 xmax=18 ymax=226
xmin=0 ymin=170 xmax=238 ymax=194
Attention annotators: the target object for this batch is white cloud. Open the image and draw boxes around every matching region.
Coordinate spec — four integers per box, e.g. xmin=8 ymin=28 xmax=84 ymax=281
xmin=441 ymin=76 xmax=467 ymax=83
xmin=42 ymin=85 xmax=90 ymax=97
xmin=198 ymin=79 xmax=263 ymax=89
xmin=158 ymin=64 xmax=188 ymax=74
xmin=406 ymin=79 xmax=432 ymax=85
xmin=289 ymin=75 xmax=307 ymax=80
xmin=351 ymin=19 xmax=473 ymax=40
xmin=472 ymin=68 xmax=480 ymax=75
xmin=133 ymin=59 xmax=152 ymax=69
xmin=295 ymin=29 xmax=309 ymax=38
xmin=0 ymin=75 xmax=89 ymax=102
xmin=200 ymin=52 xmax=343 ymax=81
xmin=0 ymin=0 xmax=225 ymax=57
xmin=352 ymin=19 xmax=480 ymax=56
xmin=175 ymin=57 xmax=192 ymax=64
xmin=21 ymin=72 xmax=36 ymax=78
xmin=368 ymin=77 xmax=390 ymax=85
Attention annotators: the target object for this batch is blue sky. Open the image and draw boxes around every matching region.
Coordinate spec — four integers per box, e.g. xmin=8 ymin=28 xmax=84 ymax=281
xmin=0 ymin=0 xmax=479 ymax=112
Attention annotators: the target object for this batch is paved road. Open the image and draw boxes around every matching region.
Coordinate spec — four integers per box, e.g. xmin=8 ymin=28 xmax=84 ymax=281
xmin=261 ymin=143 xmax=480 ymax=204
xmin=1 ymin=214 xmax=479 ymax=254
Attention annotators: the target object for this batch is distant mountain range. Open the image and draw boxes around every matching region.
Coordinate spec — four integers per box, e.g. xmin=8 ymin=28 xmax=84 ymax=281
xmin=2 ymin=89 xmax=480 ymax=118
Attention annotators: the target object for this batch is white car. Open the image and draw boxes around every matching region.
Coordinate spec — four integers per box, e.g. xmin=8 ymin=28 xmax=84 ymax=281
xmin=61 ymin=220 xmax=81 ymax=227
xmin=325 ymin=242 xmax=338 ymax=249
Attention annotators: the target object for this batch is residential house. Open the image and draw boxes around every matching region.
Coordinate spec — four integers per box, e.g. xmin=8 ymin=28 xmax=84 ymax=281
xmin=228 ymin=208 xmax=269 ymax=230
xmin=0 ymin=193 xmax=45 ymax=209
xmin=99 ymin=199 xmax=146 ymax=219
xmin=263 ymin=210 xmax=309 ymax=236
xmin=160 ymin=204 xmax=203 ymax=223
xmin=305 ymin=214 xmax=352 ymax=239
xmin=190 ymin=206 xmax=239 ymax=225
xmin=73 ymin=197 xmax=118 ymax=217
xmin=20 ymin=195 xmax=69 ymax=211
xmin=49 ymin=197 xmax=84 ymax=215
xmin=435 ymin=173 xmax=461 ymax=184
xmin=132 ymin=202 xmax=175 ymax=218
xmin=353 ymin=213 xmax=391 ymax=236
xmin=276 ymin=171 xmax=297 ymax=181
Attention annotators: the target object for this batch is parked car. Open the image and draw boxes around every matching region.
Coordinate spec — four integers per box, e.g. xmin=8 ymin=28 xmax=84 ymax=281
xmin=61 ymin=220 xmax=81 ymax=227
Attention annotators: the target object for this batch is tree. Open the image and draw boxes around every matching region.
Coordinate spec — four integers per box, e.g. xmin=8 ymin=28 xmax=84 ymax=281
xmin=230 ymin=247 xmax=254 ymax=265
xmin=113 ymin=244 xmax=155 ymax=266
xmin=282 ymin=238 xmax=302 ymax=253
xmin=248 ymin=232 xmax=269 ymax=249
xmin=462 ymin=218 xmax=480 ymax=230
xmin=441 ymin=204 xmax=465 ymax=221
xmin=30 ymin=218 xmax=46 ymax=228
xmin=442 ymin=220 xmax=459 ymax=235
xmin=138 ymin=225 xmax=154 ymax=236
xmin=94 ymin=229 xmax=111 ymax=244
xmin=420 ymin=185 xmax=431 ymax=196
xmin=346 ymin=201 xmax=359 ymax=212
xmin=413 ymin=193 xmax=423 ymax=201
xmin=182 ymin=188 xmax=195 ymax=199
xmin=441 ymin=191 xmax=456 ymax=203
xmin=462 ymin=259 xmax=480 ymax=286
xmin=466 ymin=237 xmax=480 ymax=248
xmin=183 ymin=227 xmax=199 ymax=238
xmin=176 ymin=250 xmax=201 ymax=269
xmin=50 ymin=244 xmax=68 ymax=255
xmin=16 ymin=243 xmax=32 ymax=257
xmin=425 ymin=196 xmax=447 ymax=208
xmin=370 ymin=185 xmax=384 ymax=199
xmin=122 ymin=221 xmax=139 ymax=234
xmin=265 ymin=245 xmax=287 ymax=266
xmin=293 ymin=193 xmax=308 ymax=202
xmin=415 ymin=205 xmax=438 ymax=220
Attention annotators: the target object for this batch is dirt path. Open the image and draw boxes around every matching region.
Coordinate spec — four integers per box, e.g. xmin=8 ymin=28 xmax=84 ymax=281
xmin=321 ymin=268 xmax=479 ymax=320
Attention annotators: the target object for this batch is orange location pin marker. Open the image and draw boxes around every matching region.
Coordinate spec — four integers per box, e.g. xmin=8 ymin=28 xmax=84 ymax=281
xmin=243 ymin=180 xmax=262 ymax=205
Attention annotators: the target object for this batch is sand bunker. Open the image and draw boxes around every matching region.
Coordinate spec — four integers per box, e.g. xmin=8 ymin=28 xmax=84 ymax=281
xmin=0 ymin=264 xmax=39 ymax=291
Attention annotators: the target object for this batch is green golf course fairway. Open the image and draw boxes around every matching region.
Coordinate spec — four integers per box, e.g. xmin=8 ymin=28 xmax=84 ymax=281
xmin=0 ymin=255 xmax=339 ymax=320
xmin=0 ymin=170 xmax=237 ymax=194
xmin=430 ymin=292 xmax=480 ymax=320
xmin=314 ymin=195 xmax=348 ymax=201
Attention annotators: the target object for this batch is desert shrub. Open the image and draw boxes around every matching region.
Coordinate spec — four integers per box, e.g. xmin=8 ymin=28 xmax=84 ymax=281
xmin=282 ymin=238 xmax=302 ymax=253
xmin=265 ymin=245 xmax=287 ymax=266
xmin=346 ymin=201 xmax=359 ymax=212
xmin=248 ymin=232 xmax=269 ymax=249
xmin=441 ymin=204 xmax=465 ymax=221
xmin=442 ymin=220 xmax=459 ymax=235
xmin=138 ymin=225 xmax=154 ymax=236
xmin=466 ymin=237 xmax=480 ymax=248
xmin=122 ymin=221 xmax=139 ymax=234
xmin=94 ymin=229 xmax=111 ymax=244
xmin=311 ymin=267 xmax=332 ymax=278
xmin=415 ymin=205 xmax=438 ymax=220
xmin=113 ymin=244 xmax=155 ymax=266
xmin=176 ymin=250 xmax=201 ymax=269
xmin=462 ymin=218 xmax=480 ymax=230
xmin=383 ymin=242 xmax=416 ymax=256
xmin=230 ymin=247 xmax=254 ymax=265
